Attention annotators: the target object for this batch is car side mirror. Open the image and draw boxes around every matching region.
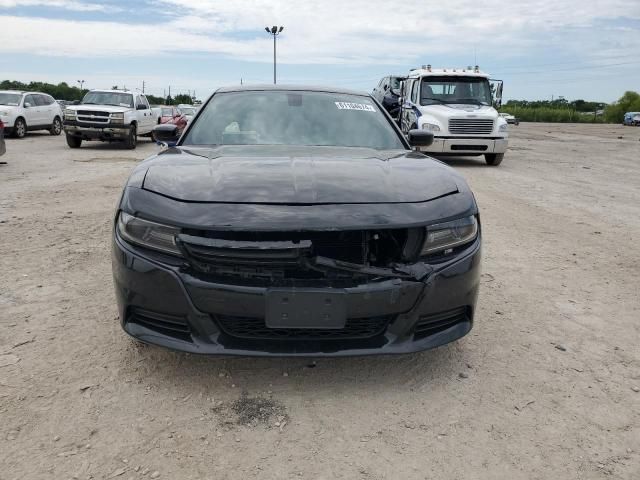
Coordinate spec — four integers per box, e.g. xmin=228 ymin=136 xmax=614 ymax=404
xmin=408 ymin=129 xmax=434 ymax=147
xmin=136 ymin=104 xmax=147 ymax=110
xmin=153 ymin=124 xmax=180 ymax=144
xmin=24 ymin=102 xmax=32 ymax=108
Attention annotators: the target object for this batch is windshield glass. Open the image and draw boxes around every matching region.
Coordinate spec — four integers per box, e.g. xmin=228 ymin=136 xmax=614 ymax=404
xmin=81 ymin=91 xmax=134 ymax=108
xmin=420 ymin=76 xmax=492 ymax=106
xmin=182 ymin=91 xmax=405 ymax=150
xmin=180 ymin=107 xmax=196 ymax=115
xmin=390 ymin=77 xmax=402 ymax=90
xmin=0 ymin=93 xmax=21 ymax=106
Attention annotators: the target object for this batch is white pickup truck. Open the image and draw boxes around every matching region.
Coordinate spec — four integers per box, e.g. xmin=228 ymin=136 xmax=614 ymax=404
xmin=399 ymin=65 xmax=508 ymax=166
xmin=63 ymin=90 xmax=160 ymax=149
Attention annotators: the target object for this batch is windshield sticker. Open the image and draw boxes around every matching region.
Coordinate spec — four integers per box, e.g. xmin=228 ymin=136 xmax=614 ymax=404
xmin=335 ymin=102 xmax=376 ymax=112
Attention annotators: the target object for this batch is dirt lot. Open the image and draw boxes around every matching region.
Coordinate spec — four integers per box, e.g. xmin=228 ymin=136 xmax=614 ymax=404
xmin=1 ymin=124 xmax=639 ymax=479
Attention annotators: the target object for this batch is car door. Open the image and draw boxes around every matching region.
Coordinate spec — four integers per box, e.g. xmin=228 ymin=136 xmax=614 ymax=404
xmin=135 ymin=95 xmax=151 ymax=132
xmin=22 ymin=94 xmax=41 ymax=126
xmin=40 ymin=94 xmax=57 ymax=125
xmin=400 ymin=79 xmax=418 ymax=133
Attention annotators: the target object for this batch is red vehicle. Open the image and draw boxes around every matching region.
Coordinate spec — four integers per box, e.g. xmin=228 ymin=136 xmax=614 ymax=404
xmin=154 ymin=107 xmax=187 ymax=141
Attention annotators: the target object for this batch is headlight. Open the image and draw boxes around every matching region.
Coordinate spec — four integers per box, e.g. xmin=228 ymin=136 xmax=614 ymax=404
xmin=110 ymin=113 xmax=124 ymax=123
xmin=499 ymin=123 xmax=508 ymax=132
xmin=421 ymin=216 xmax=478 ymax=256
xmin=64 ymin=109 xmax=75 ymax=118
xmin=0 ymin=110 xmax=8 ymax=116
xmin=117 ymin=212 xmax=182 ymax=256
xmin=422 ymin=122 xmax=441 ymax=132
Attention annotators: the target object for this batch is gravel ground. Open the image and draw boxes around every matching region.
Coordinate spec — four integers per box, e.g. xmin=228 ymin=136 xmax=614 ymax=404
xmin=1 ymin=124 xmax=639 ymax=479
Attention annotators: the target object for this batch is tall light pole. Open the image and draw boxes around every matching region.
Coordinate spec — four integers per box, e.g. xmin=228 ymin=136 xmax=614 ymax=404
xmin=264 ymin=25 xmax=284 ymax=84
xmin=77 ymin=79 xmax=85 ymax=90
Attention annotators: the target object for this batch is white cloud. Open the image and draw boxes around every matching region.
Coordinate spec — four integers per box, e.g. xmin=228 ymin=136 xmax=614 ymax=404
xmin=0 ymin=0 xmax=109 ymax=11
xmin=0 ymin=0 xmax=639 ymax=66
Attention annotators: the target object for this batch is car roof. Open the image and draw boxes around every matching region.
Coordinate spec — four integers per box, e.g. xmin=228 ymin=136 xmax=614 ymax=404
xmin=0 ymin=90 xmax=53 ymax=96
xmin=214 ymin=84 xmax=369 ymax=97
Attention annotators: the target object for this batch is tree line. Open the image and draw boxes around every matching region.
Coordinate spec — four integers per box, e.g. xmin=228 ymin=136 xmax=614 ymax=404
xmin=502 ymin=91 xmax=640 ymax=123
xmin=1 ymin=80 xmax=194 ymax=106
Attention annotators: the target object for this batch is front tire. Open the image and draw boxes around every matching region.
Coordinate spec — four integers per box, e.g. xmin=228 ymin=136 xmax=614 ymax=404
xmin=50 ymin=117 xmax=62 ymax=136
xmin=124 ymin=124 xmax=137 ymax=149
xmin=13 ymin=118 xmax=26 ymax=138
xmin=485 ymin=153 xmax=504 ymax=166
xmin=66 ymin=134 xmax=82 ymax=148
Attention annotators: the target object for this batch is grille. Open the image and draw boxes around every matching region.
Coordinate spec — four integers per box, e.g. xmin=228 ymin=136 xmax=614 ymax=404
xmin=448 ymin=118 xmax=494 ymax=135
xmin=77 ymin=110 xmax=110 ymax=124
xmin=128 ymin=308 xmax=191 ymax=340
xmin=77 ymin=110 xmax=110 ymax=116
xmin=414 ymin=307 xmax=469 ymax=339
xmin=216 ymin=314 xmax=393 ymax=340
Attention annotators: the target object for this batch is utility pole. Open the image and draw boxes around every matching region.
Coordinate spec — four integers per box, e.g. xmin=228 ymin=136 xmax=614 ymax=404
xmin=264 ymin=25 xmax=284 ymax=84
xmin=168 ymin=85 xmax=171 ymax=105
xmin=77 ymin=79 xmax=85 ymax=90
xmin=142 ymin=80 xmax=145 ymax=94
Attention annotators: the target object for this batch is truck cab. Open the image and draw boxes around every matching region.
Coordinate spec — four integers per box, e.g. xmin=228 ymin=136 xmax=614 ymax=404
xmin=399 ymin=65 xmax=508 ymax=166
xmin=63 ymin=90 xmax=160 ymax=149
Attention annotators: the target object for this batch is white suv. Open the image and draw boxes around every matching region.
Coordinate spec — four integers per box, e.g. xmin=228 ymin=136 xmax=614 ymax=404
xmin=0 ymin=90 xmax=64 ymax=138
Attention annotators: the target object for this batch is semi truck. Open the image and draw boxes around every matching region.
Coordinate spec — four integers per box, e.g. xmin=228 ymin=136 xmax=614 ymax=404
xmin=399 ymin=65 xmax=508 ymax=166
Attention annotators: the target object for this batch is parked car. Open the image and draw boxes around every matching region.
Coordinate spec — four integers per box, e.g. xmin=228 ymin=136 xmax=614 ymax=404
xmin=499 ymin=112 xmax=519 ymax=125
xmin=113 ymin=85 xmax=481 ymax=356
xmin=372 ymin=75 xmax=405 ymax=119
xmin=623 ymin=112 xmax=640 ymax=126
xmin=176 ymin=104 xmax=197 ymax=123
xmin=0 ymin=119 xmax=5 ymax=156
xmin=154 ymin=106 xmax=187 ymax=140
xmin=62 ymin=90 xmax=161 ymax=149
xmin=0 ymin=90 xmax=63 ymax=138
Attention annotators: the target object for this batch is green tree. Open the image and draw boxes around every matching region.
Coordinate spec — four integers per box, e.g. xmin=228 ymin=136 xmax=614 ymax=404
xmin=604 ymin=91 xmax=640 ymax=123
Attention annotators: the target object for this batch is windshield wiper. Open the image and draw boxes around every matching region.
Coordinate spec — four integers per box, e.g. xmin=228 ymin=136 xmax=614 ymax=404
xmin=453 ymin=99 xmax=489 ymax=106
xmin=422 ymin=98 xmax=448 ymax=105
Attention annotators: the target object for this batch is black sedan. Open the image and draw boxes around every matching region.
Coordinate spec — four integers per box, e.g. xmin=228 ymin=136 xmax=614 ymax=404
xmin=112 ymin=85 xmax=481 ymax=356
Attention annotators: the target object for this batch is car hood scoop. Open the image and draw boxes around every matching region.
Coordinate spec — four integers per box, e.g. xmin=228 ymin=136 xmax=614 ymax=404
xmin=142 ymin=145 xmax=459 ymax=205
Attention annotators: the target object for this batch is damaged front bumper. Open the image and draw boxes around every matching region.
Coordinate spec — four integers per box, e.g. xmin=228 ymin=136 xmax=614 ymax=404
xmin=111 ymin=231 xmax=481 ymax=356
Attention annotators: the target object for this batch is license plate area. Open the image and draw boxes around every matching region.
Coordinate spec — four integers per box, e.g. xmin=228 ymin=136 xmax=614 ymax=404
xmin=265 ymin=289 xmax=347 ymax=329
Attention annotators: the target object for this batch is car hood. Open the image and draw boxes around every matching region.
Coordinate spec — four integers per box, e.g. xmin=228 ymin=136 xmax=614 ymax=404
xmin=140 ymin=145 xmax=460 ymax=205
xmin=67 ymin=105 xmax=131 ymax=113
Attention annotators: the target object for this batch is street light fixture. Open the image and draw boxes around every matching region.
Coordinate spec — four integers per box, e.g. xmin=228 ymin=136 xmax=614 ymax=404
xmin=264 ymin=25 xmax=284 ymax=84
xmin=77 ymin=80 xmax=85 ymax=90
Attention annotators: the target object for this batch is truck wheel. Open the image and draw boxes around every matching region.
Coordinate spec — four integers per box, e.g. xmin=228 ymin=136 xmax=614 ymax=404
xmin=485 ymin=153 xmax=504 ymax=166
xmin=66 ymin=134 xmax=82 ymax=148
xmin=124 ymin=124 xmax=137 ymax=149
xmin=13 ymin=118 xmax=26 ymax=138
xmin=50 ymin=117 xmax=62 ymax=136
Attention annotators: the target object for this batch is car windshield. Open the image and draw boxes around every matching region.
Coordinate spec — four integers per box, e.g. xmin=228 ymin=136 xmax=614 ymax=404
xmin=182 ymin=91 xmax=405 ymax=150
xmin=181 ymin=107 xmax=196 ymax=115
xmin=420 ymin=77 xmax=492 ymax=106
xmin=0 ymin=93 xmax=21 ymax=106
xmin=81 ymin=91 xmax=134 ymax=108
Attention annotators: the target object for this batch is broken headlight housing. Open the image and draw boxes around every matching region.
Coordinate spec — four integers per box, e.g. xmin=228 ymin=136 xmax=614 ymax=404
xmin=421 ymin=216 xmax=478 ymax=257
xmin=117 ymin=212 xmax=182 ymax=256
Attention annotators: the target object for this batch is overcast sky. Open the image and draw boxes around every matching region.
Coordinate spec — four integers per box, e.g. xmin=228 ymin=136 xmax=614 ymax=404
xmin=1 ymin=0 xmax=639 ymax=102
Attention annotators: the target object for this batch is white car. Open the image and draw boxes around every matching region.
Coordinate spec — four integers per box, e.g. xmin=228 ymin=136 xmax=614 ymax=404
xmin=63 ymin=90 xmax=161 ymax=149
xmin=177 ymin=104 xmax=198 ymax=123
xmin=499 ymin=112 xmax=519 ymax=125
xmin=0 ymin=90 xmax=64 ymax=138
